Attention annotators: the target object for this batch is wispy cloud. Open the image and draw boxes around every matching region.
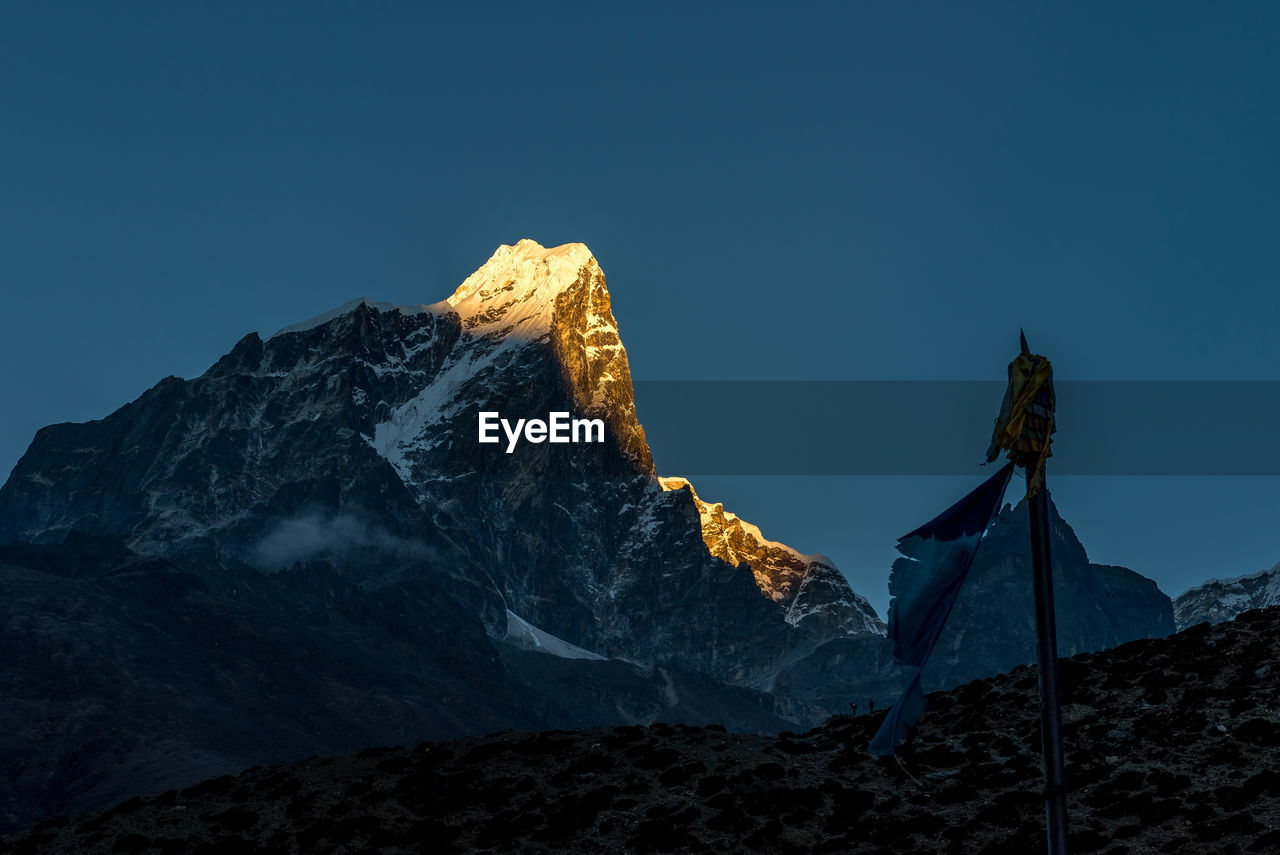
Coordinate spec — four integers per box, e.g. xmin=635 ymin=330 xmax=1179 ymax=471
xmin=251 ymin=511 xmax=433 ymax=570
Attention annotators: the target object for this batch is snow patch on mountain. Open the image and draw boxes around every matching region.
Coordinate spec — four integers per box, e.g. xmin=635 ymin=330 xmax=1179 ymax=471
xmin=370 ymin=350 xmax=499 ymax=478
xmin=505 ymin=610 xmax=606 ymax=660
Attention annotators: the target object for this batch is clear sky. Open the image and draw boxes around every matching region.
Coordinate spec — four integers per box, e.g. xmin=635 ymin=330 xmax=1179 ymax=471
xmin=4 ymin=3 xmax=1279 ymax=615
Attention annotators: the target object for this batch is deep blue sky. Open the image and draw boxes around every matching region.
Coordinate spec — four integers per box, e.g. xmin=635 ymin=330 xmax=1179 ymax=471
xmin=4 ymin=3 xmax=1280 ymax=615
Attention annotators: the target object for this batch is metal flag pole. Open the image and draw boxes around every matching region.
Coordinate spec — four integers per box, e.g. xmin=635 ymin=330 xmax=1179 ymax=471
xmin=987 ymin=331 xmax=1068 ymax=854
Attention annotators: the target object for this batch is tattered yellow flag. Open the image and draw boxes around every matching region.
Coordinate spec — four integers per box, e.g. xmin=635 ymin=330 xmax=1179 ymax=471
xmin=986 ymin=332 xmax=1056 ymax=497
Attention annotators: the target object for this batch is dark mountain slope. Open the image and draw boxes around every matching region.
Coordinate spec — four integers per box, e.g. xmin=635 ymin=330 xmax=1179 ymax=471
xmin=7 ymin=607 xmax=1277 ymax=854
xmin=0 ymin=536 xmax=793 ymax=835
xmin=926 ymin=495 xmax=1174 ymax=689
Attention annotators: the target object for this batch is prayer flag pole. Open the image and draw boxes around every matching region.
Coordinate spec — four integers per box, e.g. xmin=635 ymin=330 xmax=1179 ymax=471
xmin=1030 ymin=478 xmax=1069 ymax=855
xmin=988 ymin=331 xmax=1068 ymax=854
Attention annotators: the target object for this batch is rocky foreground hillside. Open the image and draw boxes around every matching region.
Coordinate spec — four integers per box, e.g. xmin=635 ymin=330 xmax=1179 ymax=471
xmin=7 ymin=608 xmax=1277 ymax=855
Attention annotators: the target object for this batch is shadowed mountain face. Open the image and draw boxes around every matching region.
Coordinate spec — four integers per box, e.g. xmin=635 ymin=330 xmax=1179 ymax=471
xmin=0 ymin=240 xmax=1177 ymax=833
xmin=0 ymin=535 xmax=528 ymax=834
xmin=8 ymin=607 xmax=1278 ymax=855
xmin=926 ymin=495 xmax=1175 ymax=689
xmin=771 ymin=496 xmax=1176 ymax=722
xmin=0 ymin=535 xmax=799 ymax=834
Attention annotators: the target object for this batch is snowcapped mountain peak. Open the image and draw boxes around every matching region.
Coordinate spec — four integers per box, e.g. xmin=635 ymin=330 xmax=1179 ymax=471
xmin=446 ymin=240 xmax=600 ymax=339
xmin=499 ymin=238 xmax=591 ymax=263
xmin=265 ymin=240 xmax=595 ymax=345
xmin=358 ymin=238 xmax=653 ymax=475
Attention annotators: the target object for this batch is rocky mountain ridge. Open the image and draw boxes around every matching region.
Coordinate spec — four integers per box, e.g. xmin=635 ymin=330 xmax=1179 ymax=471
xmin=658 ymin=477 xmax=885 ymax=639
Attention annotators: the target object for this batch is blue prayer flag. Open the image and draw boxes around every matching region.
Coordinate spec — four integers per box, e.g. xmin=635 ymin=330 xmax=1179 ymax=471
xmin=869 ymin=462 xmax=1015 ymax=755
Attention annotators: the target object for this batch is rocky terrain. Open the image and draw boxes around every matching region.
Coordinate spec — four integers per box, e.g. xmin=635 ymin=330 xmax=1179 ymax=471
xmin=7 ymin=606 xmax=1277 ymax=855
xmin=1175 ymin=562 xmax=1280 ymax=629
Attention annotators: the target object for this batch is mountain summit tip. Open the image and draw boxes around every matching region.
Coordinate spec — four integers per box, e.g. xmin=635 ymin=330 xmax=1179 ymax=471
xmin=494 ymin=239 xmax=593 ymax=262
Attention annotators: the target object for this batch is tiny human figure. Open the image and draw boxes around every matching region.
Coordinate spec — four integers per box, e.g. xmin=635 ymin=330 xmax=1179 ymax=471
xmin=868 ymin=698 xmax=875 ymax=714
xmin=849 ymin=701 xmax=858 ymax=716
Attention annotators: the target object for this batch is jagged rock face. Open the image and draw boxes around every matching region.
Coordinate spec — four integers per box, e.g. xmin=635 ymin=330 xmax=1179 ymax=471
xmin=924 ymin=495 xmax=1176 ymax=690
xmin=658 ymin=477 xmax=884 ymax=639
xmin=0 ymin=306 xmax=467 ymax=575
xmin=543 ymin=253 xmax=653 ymax=474
xmin=0 ymin=240 xmax=871 ymax=686
xmin=1174 ymin=562 xmax=1280 ymax=629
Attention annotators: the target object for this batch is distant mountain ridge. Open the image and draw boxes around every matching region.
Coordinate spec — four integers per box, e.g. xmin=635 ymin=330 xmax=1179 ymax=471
xmin=1174 ymin=561 xmax=1280 ymax=629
